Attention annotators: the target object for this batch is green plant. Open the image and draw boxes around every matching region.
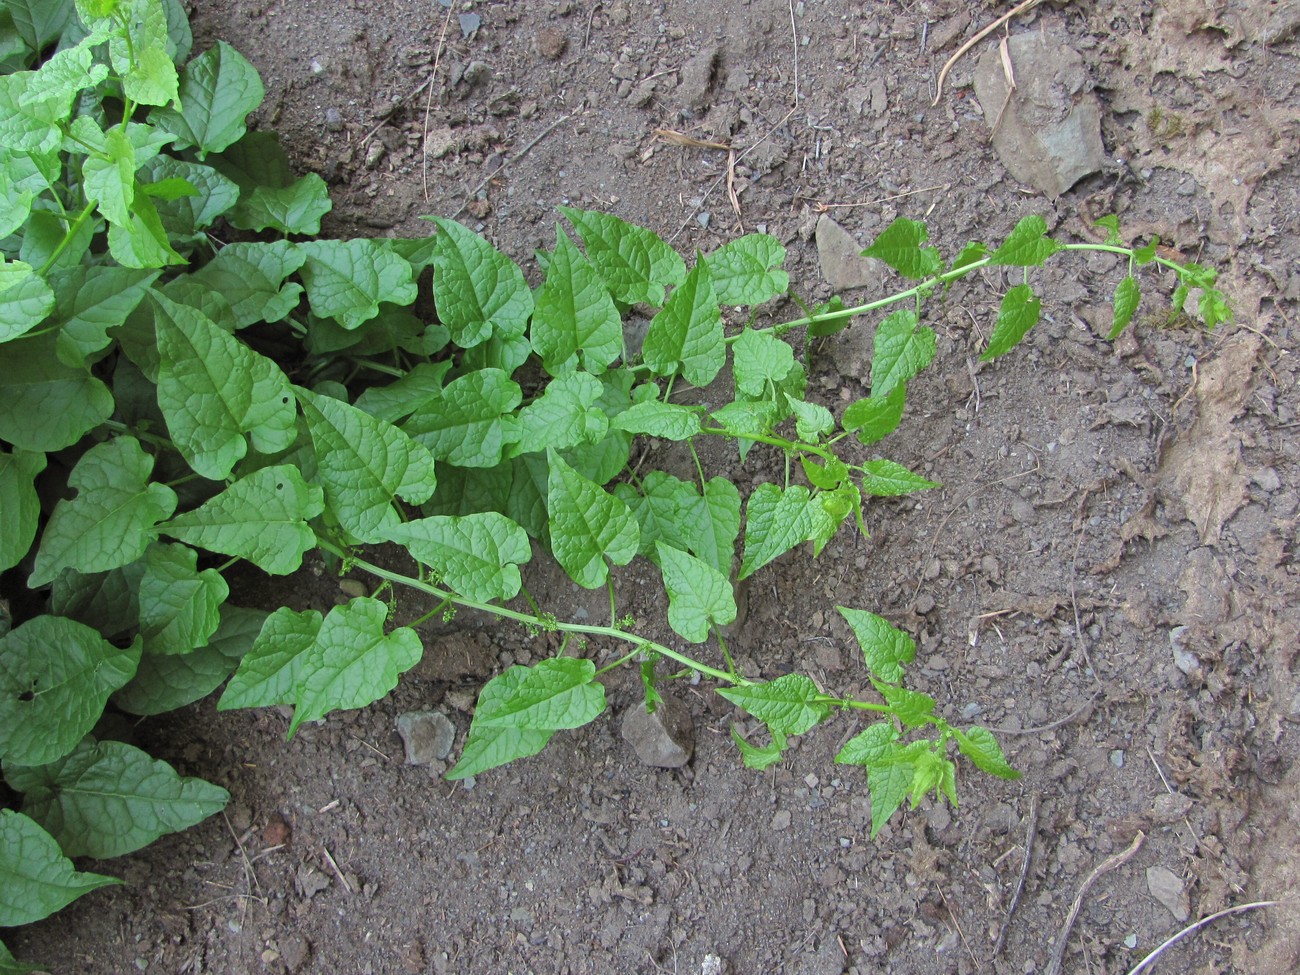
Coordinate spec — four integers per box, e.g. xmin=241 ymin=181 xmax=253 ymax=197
xmin=0 ymin=0 xmax=1231 ymax=961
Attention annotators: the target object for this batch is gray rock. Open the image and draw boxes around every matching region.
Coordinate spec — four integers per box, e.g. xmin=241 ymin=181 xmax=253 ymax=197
xmin=815 ymin=216 xmax=881 ymax=290
xmin=972 ymin=33 xmax=1106 ymax=199
xmin=621 ymin=693 xmax=693 ymax=767
xmin=1146 ymin=865 xmax=1190 ymax=922
xmin=396 ymin=710 xmax=456 ymax=765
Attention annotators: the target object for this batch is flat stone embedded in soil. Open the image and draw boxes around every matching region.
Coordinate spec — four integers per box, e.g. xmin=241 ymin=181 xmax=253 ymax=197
xmin=1146 ymin=865 xmax=1191 ymax=922
xmin=396 ymin=710 xmax=456 ymax=765
xmin=814 ymin=215 xmax=881 ymax=291
xmin=620 ymin=693 xmax=694 ymax=767
xmin=972 ymin=32 xmax=1106 ymax=199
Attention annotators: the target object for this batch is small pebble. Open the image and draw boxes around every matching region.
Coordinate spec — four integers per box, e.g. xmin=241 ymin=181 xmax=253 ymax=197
xmin=1110 ymin=749 xmax=1126 ymax=768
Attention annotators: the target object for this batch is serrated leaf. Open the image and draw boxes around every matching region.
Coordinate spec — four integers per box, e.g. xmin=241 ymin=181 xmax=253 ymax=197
xmin=560 ymin=206 xmax=686 ymax=305
xmin=642 ymin=260 xmax=724 ymax=387
xmin=427 ymin=217 xmax=533 ymax=349
xmin=0 ymin=70 xmax=71 ymax=154
xmin=788 ymin=398 xmax=834 ymax=441
xmin=6 ymin=737 xmax=228 ymax=858
xmin=866 ymin=760 xmax=912 ymax=837
xmin=0 ymin=447 xmax=44 ymax=572
xmin=739 ymin=483 xmax=833 ymax=580
xmin=608 ymin=399 xmax=702 ymax=440
xmin=0 ymin=810 xmax=120 ymax=927
xmin=0 ymin=615 xmax=141 ymax=765
xmin=1109 ymin=274 xmax=1140 ymax=339
xmin=981 ymin=283 xmax=1041 ymax=360
xmin=298 ymin=238 xmax=417 ymax=330
xmin=836 ymin=608 xmax=915 ymax=684
xmin=834 ymin=721 xmax=901 ymax=767
xmin=801 ymin=455 xmax=846 ymax=491
xmin=1094 ymin=214 xmax=1122 ymax=246
xmin=988 ymin=214 xmax=1063 ymax=267
xmin=0 ymin=258 xmax=54 ymax=343
xmin=546 ymin=448 xmax=639 ymax=589
xmin=297 ymin=386 xmax=436 ymax=544
xmin=445 ymin=724 xmax=553 ymax=780
xmin=956 ymin=726 xmax=1020 ymax=780
xmin=472 ymin=658 xmax=606 ymax=731
xmin=230 ymin=172 xmax=332 ymax=235
xmin=111 ymin=0 xmax=178 ymax=108
xmin=114 ymin=605 xmax=265 ymax=715
xmin=0 ymin=334 xmax=113 ymax=450
xmin=732 ymin=326 xmax=796 ymax=397
xmin=870 ymin=309 xmax=934 ymax=397
xmin=29 ymin=437 xmax=177 ymax=587
xmin=656 ymin=542 xmax=737 ymax=643
xmin=704 ymin=234 xmax=788 ymax=305
xmin=1133 ymin=237 xmax=1160 ymax=265
xmin=859 ymin=459 xmax=939 ymax=497
xmin=510 ymin=371 xmax=606 ymax=456
xmin=872 ymin=679 xmax=936 ymax=728
xmin=148 ymin=41 xmax=263 ymax=157
xmin=531 ymin=229 xmax=623 ymax=374
xmin=386 ymin=513 xmax=531 ymax=603
xmin=717 ymin=673 xmax=829 ymax=736
xmin=862 ymin=218 xmax=942 ymax=280
xmin=162 ymin=465 xmax=324 ymax=575
xmin=137 ymin=542 xmax=228 ymax=655
xmin=188 ymin=241 xmax=305 ymax=328
xmin=613 ymin=470 xmax=696 ymax=559
xmin=402 ymin=367 xmax=522 ymax=468
xmin=842 ymin=384 xmax=906 ymax=445
xmin=49 ymin=266 xmax=159 ymax=366
xmin=908 ymin=749 xmax=955 ymax=807
xmin=154 ymin=292 xmax=297 ymax=478
xmin=138 ymin=156 xmax=239 ymax=243
xmin=730 ymin=725 xmax=787 ymax=770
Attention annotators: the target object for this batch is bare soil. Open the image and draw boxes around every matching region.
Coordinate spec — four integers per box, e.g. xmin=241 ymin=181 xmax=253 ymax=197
xmin=12 ymin=1 xmax=1300 ymax=973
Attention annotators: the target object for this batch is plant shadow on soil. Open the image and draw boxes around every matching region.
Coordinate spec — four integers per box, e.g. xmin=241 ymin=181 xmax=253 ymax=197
xmin=14 ymin=1 xmax=1300 ymax=973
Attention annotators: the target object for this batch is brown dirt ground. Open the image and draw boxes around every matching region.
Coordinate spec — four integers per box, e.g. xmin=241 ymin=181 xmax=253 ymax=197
xmin=11 ymin=0 xmax=1300 ymax=973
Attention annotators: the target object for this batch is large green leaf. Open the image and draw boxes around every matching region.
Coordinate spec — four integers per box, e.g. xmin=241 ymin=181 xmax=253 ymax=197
xmin=29 ymin=436 xmax=177 ymax=587
xmin=107 ymin=0 xmax=179 ymax=109
xmin=0 ymin=258 xmax=54 ymax=344
xmin=641 ymin=261 xmax=724 ymax=387
xmin=980 ymin=283 xmax=1041 ymax=361
xmin=218 ymin=606 xmax=318 ymax=711
xmin=427 ymin=217 xmax=532 ymax=348
xmin=841 ymin=384 xmax=906 ymax=446
xmin=510 ymin=371 xmax=606 ymax=456
xmin=862 ymin=218 xmax=942 ymax=280
xmin=162 ymin=465 xmax=324 ymax=575
xmin=297 ymin=386 xmax=436 ymax=544
xmin=0 ymin=810 xmax=120 ymax=927
xmin=704 ymin=234 xmax=788 ymax=306
xmin=385 ymin=512 xmax=531 ymax=603
xmin=298 ymin=238 xmax=417 ymax=331
xmin=0 ymin=70 xmax=71 ymax=155
xmin=739 ymin=483 xmax=833 ymax=580
xmin=138 ymin=156 xmax=239 ymax=243
xmin=988 ymin=214 xmax=1063 ymax=267
xmin=154 ymin=292 xmax=297 ymax=479
xmin=0 ymin=447 xmax=44 ymax=572
xmin=137 ymin=543 xmax=228 ymax=656
xmin=229 ymin=172 xmax=332 ymax=235
xmin=7 ymin=0 xmax=73 ymax=52
xmin=560 ymin=207 xmax=685 ymax=305
xmin=608 ymin=399 xmax=701 ymax=441
xmin=684 ymin=476 xmax=742 ymax=576
xmin=656 ymin=543 xmax=736 ymax=643
xmin=6 ymin=737 xmax=228 ymax=858
xmin=148 ymin=41 xmax=263 ymax=157
xmin=114 ymin=605 xmax=265 ymax=716
xmin=955 ymin=727 xmax=1020 ymax=780
xmin=531 ymin=229 xmax=623 ymax=374
xmin=0 ymin=615 xmax=141 ymax=766
xmin=859 ymin=458 xmax=940 ymax=497
xmin=870 ymin=309 xmax=935 ymax=397
xmin=732 ymin=327 xmax=796 ymax=397
xmin=402 ymin=368 xmax=522 ymax=469
xmin=717 ymin=673 xmax=829 ymax=736
xmin=187 ymin=241 xmax=305 ymax=328
xmin=445 ymin=724 xmax=552 ymax=781
xmin=613 ymin=470 xmax=696 ymax=559
xmin=471 ymin=658 xmax=606 ymax=731
xmin=836 ymin=607 xmax=915 ymax=684
xmin=546 ymin=449 xmax=638 ymax=589
xmin=0 ymin=334 xmax=113 ymax=451
xmin=49 ymin=266 xmax=159 ymax=367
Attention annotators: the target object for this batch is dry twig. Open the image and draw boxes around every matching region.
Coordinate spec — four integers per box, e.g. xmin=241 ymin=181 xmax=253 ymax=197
xmin=1123 ymin=901 xmax=1278 ymax=975
xmin=931 ymin=0 xmax=1045 ymax=106
xmin=421 ymin=0 xmax=459 ymax=203
xmin=1046 ymin=831 xmax=1145 ymax=975
xmin=993 ymin=794 xmax=1039 ymax=955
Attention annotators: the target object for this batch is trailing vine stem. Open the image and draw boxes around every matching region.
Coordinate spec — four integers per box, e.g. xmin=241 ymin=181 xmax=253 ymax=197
xmin=312 ymin=535 xmax=898 ymax=715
